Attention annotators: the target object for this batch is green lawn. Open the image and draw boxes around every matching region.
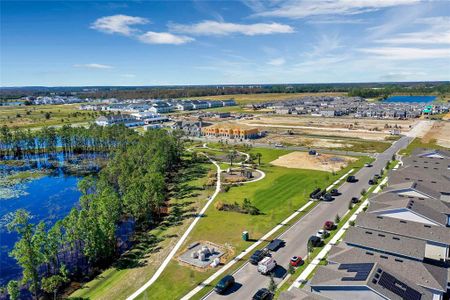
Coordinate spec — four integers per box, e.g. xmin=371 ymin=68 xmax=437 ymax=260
xmin=135 ymin=148 xmax=371 ymax=300
xmin=399 ymin=137 xmax=447 ymax=156
xmin=0 ymin=104 xmax=97 ymax=129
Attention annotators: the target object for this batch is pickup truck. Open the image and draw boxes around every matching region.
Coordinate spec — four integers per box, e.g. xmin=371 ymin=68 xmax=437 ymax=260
xmin=249 ymin=248 xmax=269 ymax=265
xmin=267 ymin=239 xmax=284 ymax=251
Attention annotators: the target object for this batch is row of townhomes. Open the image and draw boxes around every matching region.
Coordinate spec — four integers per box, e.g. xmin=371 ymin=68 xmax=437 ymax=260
xmin=81 ymin=98 xmax=236 ymax=113
xmin=286 ymin=148 xmax=450 ymax=300
xmin=256 ymin=96 xmax=448 ymax=119
xmin=26 ymin=96 xmax=91 ymax=105
xmin=95 ymin=111 xmax=169 ymax=127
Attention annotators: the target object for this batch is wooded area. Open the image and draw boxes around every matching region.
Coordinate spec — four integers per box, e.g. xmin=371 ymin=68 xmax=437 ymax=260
xmin=4 ymin=127 xmax=185 ymax=299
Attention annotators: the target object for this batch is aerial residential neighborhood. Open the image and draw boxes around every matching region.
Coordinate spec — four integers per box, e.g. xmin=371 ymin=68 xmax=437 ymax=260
xmin=1 ymin=1 xmax=450 ymax=300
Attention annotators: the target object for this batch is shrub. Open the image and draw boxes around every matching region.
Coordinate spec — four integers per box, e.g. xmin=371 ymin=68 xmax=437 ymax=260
xmin=335 ymin=214 xmax=341 ymax=224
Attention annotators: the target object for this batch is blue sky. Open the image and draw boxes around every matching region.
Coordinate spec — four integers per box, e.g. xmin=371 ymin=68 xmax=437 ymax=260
xmin=1 ymin=0 xmax=449 ymax=86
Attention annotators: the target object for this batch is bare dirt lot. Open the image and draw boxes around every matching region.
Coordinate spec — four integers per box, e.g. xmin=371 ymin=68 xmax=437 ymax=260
xmin=423 ymin=122 xmax=450 ymax=148
xmin=239 ymin=115 xmax=416 ymax=135
xmin=270 ymin=151 xmax=357 ymax=172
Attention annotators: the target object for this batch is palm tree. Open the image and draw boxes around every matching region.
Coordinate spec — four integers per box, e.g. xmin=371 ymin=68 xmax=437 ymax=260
xmin=227 ymin=150 xmax=237 ymax=167
xmin=256 ymin=152 xmax=262 ymax=165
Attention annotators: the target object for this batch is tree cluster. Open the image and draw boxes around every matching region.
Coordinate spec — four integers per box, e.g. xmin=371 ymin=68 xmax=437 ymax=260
xmin=6 ymin=128 xmax=184 ymax=299
xmin=0 ymin=124 xmax=137 ymax=158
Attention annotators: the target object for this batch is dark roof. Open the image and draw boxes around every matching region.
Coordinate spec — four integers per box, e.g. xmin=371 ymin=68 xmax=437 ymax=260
xmin=356 ymin=213 xmax=450 ymax=245
xmin=367 ymin=191 xmax=450 ymax=226
xmin=343 ymin=226 xmax=426 ymax=260
xmin=327 ymin=244 xmax=448 ymax=292
xmin=310 ymin=261 xmax=434 ymax=300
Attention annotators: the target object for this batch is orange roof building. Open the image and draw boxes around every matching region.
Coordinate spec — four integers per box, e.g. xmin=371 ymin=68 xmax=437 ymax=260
xmin=201 ymin=123 xmax=259 ymax=139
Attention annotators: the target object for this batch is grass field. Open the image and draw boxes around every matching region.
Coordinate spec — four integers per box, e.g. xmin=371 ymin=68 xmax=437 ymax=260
xmin=399 ymin=137 xmax=447 ymax=156
xmin=133 ymin=147 xmax=371 ymax=300
xmin=69 ymin=158 xmax=216 ymax=300
xmin=0 ymin=104 xmax=97 ymax=128
xmin=187 ymin=92 xmax=347 ymax=105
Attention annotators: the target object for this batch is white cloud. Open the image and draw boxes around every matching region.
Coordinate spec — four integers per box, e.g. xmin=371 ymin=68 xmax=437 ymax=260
xmin=138 ymin=32 xmax=194 ymax=45
xmin=268 ymin=57 xmax=286 ymax=66
xmin=376 ymin=17 xmax=450 ymax=45
xmin=169 ymin=20 xmax=294 ymax=36
xmin=358 ymin=47 xmax=450 ymax=60
xmin=73 ymin=63 xmax=113 ymax=69
xmin=254 ymin=0 xmax=421 ymax=19
xmin=91 ymin=14 xmax=149 ymax=35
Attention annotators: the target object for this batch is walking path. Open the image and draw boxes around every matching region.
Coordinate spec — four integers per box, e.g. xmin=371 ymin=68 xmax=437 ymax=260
xmin=127 ymin=144 xmax=262 ymax=300
xmin=127 ymin=157 xmax=222 ymax=300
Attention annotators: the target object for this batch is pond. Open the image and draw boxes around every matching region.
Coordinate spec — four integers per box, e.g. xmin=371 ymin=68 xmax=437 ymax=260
xmin=0 ymin=174 xmax=82 ymax=285
xmin=0 ymin=153 xmax=106 ymax=285
xmin=384 ymin=95 xmax=436 ymax=103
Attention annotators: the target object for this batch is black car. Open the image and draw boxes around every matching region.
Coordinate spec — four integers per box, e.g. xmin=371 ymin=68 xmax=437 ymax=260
xmin=321 ymin=193 xmax=333 ymax=201
xmin=249 ymin=249 xmax=269 ymax=265
xmin=267 ymin=239 xmax=285 ymax=251
xmin=351 ymin=197 xmax=360 ymax=204
xmin=309 ymin=188 xmax=321 ymax=199
xmin=330 ymin=189 xmax=339 ymax=196
xmin=368 ymin=179 xmax=375 ymax=185
xmin=346 ymin=175 xmax=357 ymax=183
xmin=214 ymin=275 xmax=235 ymax=294
xmin=308 ymin=236 xmax=322 ymax=247
xmin=252 ymin=288 xmax=273 ymax=300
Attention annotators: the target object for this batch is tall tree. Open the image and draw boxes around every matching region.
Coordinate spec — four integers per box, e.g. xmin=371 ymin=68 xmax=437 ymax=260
xmin=8 ymin=209 xmax=47 ymax=299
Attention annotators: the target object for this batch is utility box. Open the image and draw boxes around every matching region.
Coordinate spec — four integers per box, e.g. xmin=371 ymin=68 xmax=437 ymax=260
xmin=242 ymin=231 xmax=249 ymax=241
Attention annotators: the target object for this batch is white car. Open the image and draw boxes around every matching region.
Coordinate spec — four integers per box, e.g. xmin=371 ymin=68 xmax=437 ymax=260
xmin=316 ymin=229 xmax=329 ymax=239
xmin=257 ymin=257 xmax=277 ymax=275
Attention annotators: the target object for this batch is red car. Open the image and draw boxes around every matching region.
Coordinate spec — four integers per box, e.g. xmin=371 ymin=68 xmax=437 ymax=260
xmin=324 ymin=221 xmax=335 ymax=231
xmin=290 ymin=256 xmax=303 ymax=267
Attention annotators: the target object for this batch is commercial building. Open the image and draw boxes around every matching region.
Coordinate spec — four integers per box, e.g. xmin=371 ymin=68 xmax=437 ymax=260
xmin=201 ymin=123 xmax=259 ymax=139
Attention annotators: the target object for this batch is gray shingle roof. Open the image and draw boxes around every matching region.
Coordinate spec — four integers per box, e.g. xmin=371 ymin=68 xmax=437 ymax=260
xmin=310 ymin=262 xmax=434 ymax=300
xmin=356 ymin=213 xmax=450 ymax=245
xmin=367 ymin=191 xmax=450 ymax=226
xmin=343 ymin=226 xmax=426 ymax=260
xmin=327 ymin=245 xmax=448 ymax=292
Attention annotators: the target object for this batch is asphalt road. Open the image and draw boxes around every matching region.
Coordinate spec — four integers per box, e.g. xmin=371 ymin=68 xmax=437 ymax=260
xmin=204 ymin=136 xmax=412 ymax=300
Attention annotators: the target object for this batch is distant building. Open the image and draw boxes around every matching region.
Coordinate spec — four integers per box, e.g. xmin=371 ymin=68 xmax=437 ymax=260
xmin=149 ymin=102 xmax=174 ymax=114
xmin=191 ymin=100 xmax=210 ymax=110
xmin=221 ymin=99 xmax=237 ymax=106
xmin=202 ymin=123 xmax=259 ymax=139
xmin=95 ymin=114 xmax=143 ymax=127
xmin=131 ymin=112 xmax=169 ymax=124
xmin=176 ymin=102 xmax=194 ymax=111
